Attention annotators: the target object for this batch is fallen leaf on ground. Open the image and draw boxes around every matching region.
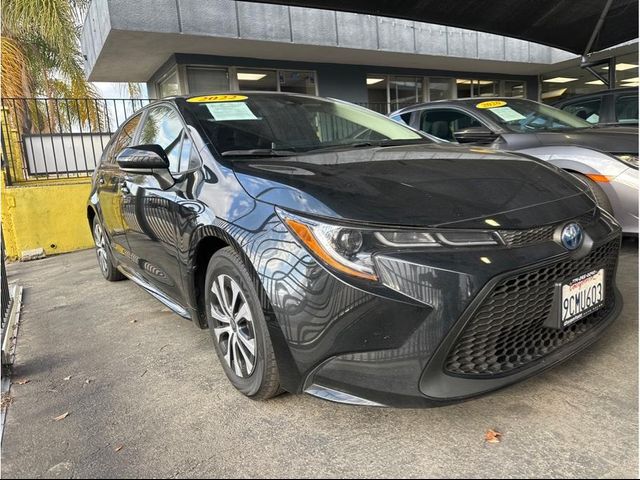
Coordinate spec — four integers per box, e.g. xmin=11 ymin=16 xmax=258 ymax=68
xmin=485 ymin=429 xmax=502 ymax=443
xmin=1 ymin=393 xmax=14 ymax=409
xmin=15 ymin=379 xmax=30 ymax=385
xmin=63 ymin=376 xmax=72 ymax=381
xmin=114 ymin=444 xmax=124 ymax=452
xmin=53 ymin=412 xmax=70 ymax=421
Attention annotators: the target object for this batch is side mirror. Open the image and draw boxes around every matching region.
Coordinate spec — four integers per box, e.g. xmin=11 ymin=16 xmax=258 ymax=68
xmin=116 ymin=144 xmax=169 ymax=170
xmin=116 ymin=144 xmax=174 ymax=189
xmin=452 ymin=126 xmax=498 ymax=145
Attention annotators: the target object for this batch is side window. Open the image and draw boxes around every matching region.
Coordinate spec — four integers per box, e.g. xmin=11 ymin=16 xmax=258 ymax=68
xmin=105 ymin=113 xmax=142 ymax=163
xmin=390 ymin=112 xmax=412 ymax=126
xmin=562 ymin=99 xmax=602 ymax=124
xmin=139 ymin=105 xmax=194 ymax=174
xmin=615 ymin=95 xmax=638 ymax=124
xmin=177 ymin=131 xmax=202 ymax=172
xmin=419 ymin=109 xmax=482 ymax=142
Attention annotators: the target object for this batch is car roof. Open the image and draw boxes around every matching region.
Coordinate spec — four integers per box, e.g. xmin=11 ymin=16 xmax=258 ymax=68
xmin=552 ymin=87 xmax=638 ymax=105
xmin=390 ymin=97 xmax=532 ymax=116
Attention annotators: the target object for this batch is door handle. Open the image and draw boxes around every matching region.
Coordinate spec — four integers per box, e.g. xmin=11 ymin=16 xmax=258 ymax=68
xmin=98 ymin=176 xmax=105 ymax=185
xmin=120 ymin=184 xmax=130 ymax=195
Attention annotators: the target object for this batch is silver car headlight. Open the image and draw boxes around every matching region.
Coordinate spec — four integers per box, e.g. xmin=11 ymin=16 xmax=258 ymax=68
xmin=277 ymin=208 xmax=499 ymax=281
xmin=614 ymin=154 xmax=638 ymax=168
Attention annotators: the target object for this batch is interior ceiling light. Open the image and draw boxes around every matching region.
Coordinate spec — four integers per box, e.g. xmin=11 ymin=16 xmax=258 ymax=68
xmin=603 ymin=63 xmax=638 ymax=71
xmin=585 ymin=80 xmax=605 ymax=85
xmin=237 ymin=73 xmax=267 ymax=81
xmin=543 ymin=77 xmax=579 ymax=83
xmin=541 ymin=88 xmax=568 ymax=100
xmin=621 ymin=77 xmax=639 ymax=82
xmin=366 ymin=78 xmax=385 ymax=85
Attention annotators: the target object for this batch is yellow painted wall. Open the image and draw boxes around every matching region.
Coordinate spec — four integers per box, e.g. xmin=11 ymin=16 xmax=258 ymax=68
xmin=2 ymin=179 xmax=93 ymax=259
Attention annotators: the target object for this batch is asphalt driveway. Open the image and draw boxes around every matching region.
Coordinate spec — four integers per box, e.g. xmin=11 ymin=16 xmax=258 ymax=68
xmin=2 ymin=241 xmax=638 ymax=478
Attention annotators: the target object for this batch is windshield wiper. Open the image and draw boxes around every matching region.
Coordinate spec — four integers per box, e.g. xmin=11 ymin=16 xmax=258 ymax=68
xmin=221 ymin=148 xmax=298 ymax=158
xmin=305 ymin=138 xmax=431 ymax=154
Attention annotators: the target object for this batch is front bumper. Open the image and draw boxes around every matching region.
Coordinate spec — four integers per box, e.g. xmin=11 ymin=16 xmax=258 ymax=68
xmin=241 ymin=207 xmax=622 ymax=408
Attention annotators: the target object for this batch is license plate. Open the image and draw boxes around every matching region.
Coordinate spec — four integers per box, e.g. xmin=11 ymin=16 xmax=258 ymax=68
xmin=560 ymin=269 xmax=605 ymax=327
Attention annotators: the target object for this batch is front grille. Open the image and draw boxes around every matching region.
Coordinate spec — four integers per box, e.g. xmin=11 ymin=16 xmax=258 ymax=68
xmin=498 ymin=210 xmax=597 ymax=248
xmin=445 ymin=238 xmax=619 ymax=377
xmin=499 ymin=225 xmax=556 ymax=247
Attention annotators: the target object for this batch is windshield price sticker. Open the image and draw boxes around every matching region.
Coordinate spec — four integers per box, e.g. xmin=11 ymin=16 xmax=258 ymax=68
xmin=206 ymin=102 xmax=258 ymax=121
xmin=476 ymin=100 xmax=507 ymax=109
xmin=486 ymin=106 xmax=526 ymax=122
xmin=187 ymin=94 xmax=248 ymax=103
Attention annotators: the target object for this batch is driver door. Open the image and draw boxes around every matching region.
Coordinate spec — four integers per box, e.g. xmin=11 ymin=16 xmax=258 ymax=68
xmin=119 ymin=104 xmax=195 ymax=305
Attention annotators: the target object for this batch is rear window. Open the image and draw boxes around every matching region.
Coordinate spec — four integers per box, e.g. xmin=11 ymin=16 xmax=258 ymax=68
xmin=615 ymin=95 xmax=638 ymax=124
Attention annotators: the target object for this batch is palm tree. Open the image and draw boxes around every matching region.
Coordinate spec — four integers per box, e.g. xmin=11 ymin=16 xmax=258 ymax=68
xmin=1 ymin=0 xmax=103 ymax=131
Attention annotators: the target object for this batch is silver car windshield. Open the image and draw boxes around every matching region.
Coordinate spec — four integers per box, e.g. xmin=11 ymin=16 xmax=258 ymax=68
xmin=476 ymin=99 xmax=593 ymax=132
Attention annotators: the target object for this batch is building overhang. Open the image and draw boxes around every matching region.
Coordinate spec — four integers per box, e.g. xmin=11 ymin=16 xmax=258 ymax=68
xmin=82 ymin=0 xmax=579 ymax=82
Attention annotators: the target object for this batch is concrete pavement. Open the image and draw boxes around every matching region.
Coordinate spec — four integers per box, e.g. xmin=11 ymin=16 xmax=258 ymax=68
xmin=1 ymin=241 xmax=638 ymax=478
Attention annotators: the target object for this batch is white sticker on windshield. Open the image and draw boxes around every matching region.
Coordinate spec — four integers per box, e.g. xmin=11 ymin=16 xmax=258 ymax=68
xmin=206 ymin=102 xmax=258 ymax=121
xmin=488 ymin=106 xmax=526 ymax=122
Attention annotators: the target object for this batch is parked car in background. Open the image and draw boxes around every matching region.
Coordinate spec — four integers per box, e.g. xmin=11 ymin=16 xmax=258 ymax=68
xmin=89 ymin=92 xmax=622 ymax=408
xmin=553 ymin=87 xmax=638 ymax=126
xmin=390 ymin=98 xmax=638 ymax=234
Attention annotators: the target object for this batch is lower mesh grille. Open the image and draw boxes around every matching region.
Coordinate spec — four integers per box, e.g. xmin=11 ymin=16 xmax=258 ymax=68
xmin=445 ymin=238 xmax=619 ymax=377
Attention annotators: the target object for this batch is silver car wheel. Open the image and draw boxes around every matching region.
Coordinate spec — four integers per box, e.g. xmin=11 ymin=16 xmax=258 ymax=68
xmin=93 ymin=221 xmax=109 ymax=274
xmin=210 ymin=274 xmax=257 ymax=377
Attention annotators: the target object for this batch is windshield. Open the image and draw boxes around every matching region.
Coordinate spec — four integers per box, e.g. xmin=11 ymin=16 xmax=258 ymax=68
xmin=476 ymin=99 xmax=593 ymax=132
xmin=185 ymin=94 xmax=426 ymax=156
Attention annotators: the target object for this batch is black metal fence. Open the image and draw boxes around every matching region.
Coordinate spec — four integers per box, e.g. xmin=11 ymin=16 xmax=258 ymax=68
xmin=1 ymin=97 xmax=153 ymax=185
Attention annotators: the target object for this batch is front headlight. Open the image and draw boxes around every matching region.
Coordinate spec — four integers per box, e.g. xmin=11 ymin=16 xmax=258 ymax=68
xmin=277 ymin=208 xmax=499 ymax=281
xmin=614 ymin=154 xmax=638 ymax=168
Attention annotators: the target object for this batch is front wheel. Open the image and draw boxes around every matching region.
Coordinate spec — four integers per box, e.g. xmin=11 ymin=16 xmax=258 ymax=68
xmin=92 ymin=218 xmax=125 ymax=282
xmin=204 ymin=247 xmax=281 ymax=400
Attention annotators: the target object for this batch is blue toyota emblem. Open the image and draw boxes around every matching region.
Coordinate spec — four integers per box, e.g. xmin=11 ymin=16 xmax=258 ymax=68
xmin=561 ymin=223 xmax=584 ymax=250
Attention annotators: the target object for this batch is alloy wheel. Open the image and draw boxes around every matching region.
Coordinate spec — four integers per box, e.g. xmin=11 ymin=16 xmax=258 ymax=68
xmin=93 ymin=222 xmax=109 ymax=275
xmin=210 ymin=274 xmax=257 ymax=377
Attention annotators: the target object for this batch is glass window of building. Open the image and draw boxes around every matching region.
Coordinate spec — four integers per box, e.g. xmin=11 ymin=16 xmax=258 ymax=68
xmin=279 ymin=71 xmax=316 ymax=95
xmin=614 ymin=53 xmax=638 ymax=88
xmin=187 ymin=67 xmax=229 ymax=94
xmin=541 ymin=63 xmax=610 ymax=103
xmin=366 ymin=76 xmax=389 ymax=113
xmin=456 ymin=79 xmax=473 ymax=98
xmin=389 ymin=76 xmax=423 ymax=110
xmin=237 ymin=69 xmax=278 ymax=91
xmin=475 ymin=80 xmax=498 ymax=97
xmin=158 ymin=70 xmax=180 ymax=98
xmin=504 ymin=80 xmax=526 ymax=98
xmin=429 ymin=78 xmax=454 ymax=101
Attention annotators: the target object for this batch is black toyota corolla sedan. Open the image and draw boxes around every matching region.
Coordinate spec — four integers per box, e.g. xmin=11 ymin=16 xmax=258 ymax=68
xmin=88 ymin=92 xmax=622 ymax=407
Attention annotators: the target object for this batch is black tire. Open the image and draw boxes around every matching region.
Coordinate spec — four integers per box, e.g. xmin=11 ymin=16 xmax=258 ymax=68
xmin=92 ymin=217 xmax=126 ymax=282
xmin=204 ymin=247 xmax=281 ymax=400
xmin=572 ymin=173 xmax=614 ymax=215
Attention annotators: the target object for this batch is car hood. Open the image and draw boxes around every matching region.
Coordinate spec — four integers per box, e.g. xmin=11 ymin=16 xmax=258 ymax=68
xmin=231 ymin=145 xmax=596 ymax=229
xmin=519 ymin=126 xmax=638 ymax=154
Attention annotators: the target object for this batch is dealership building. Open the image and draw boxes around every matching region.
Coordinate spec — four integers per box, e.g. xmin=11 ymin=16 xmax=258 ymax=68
xmin=82 ymin=0 xmax=638 ymax=112
xmin=81 ymin=0 xmax=638 ymax=111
